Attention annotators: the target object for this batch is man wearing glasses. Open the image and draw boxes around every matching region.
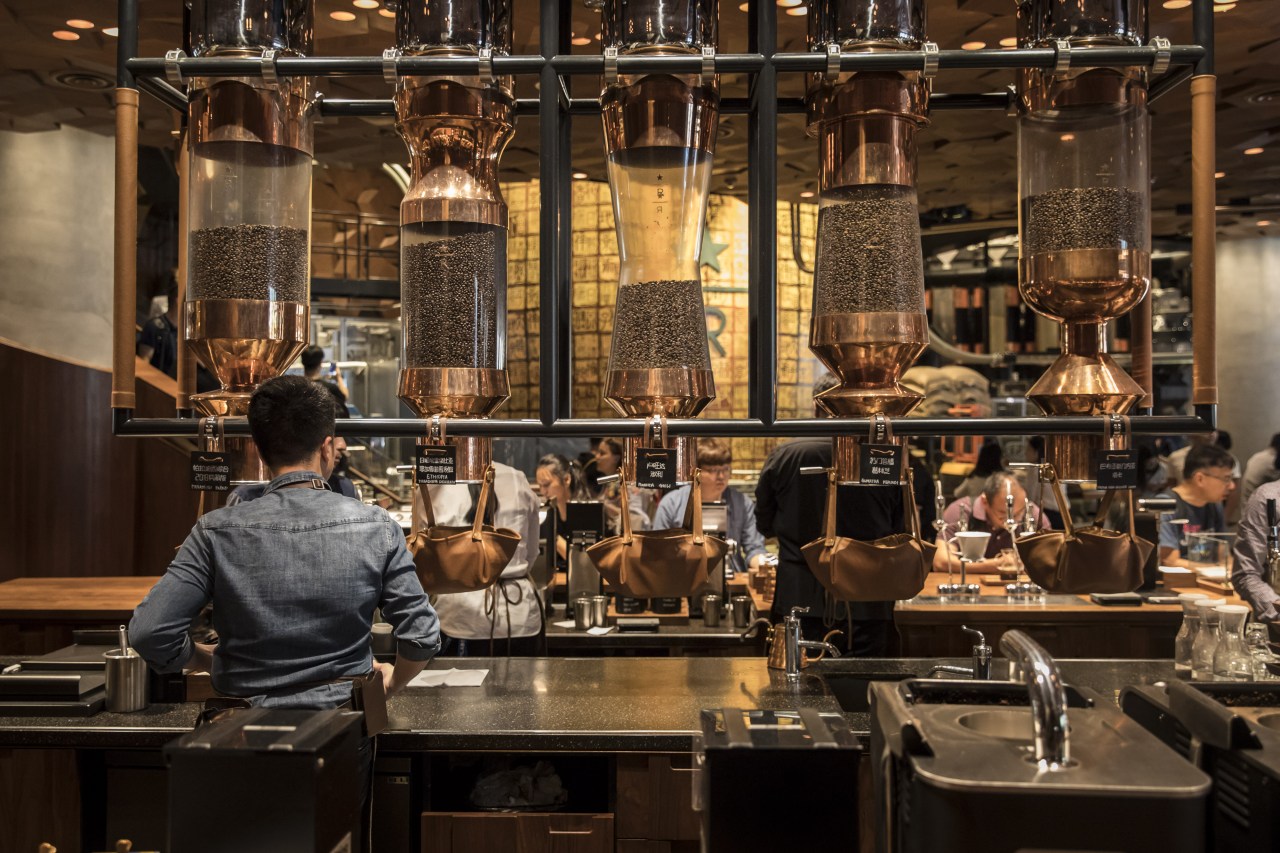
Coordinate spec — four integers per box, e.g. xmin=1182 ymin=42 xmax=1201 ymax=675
xmin=1158 ymin=443 xmax=1237 ymax=568
xmin=651 ymin=437 xmax=769 ymax=573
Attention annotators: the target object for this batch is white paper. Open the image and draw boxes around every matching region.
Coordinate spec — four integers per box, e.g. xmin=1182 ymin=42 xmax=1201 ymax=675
xmin=587 ymin=626 xmax=616 ymax=636
xmin=408 ymin=668 xmax=489 ymax=688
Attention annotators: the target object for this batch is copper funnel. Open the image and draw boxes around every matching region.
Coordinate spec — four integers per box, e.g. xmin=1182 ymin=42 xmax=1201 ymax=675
xmin=604 ymin=368 xmax=715 ymax=419
xmin=811 ymin=312 xmax=928 ymax=418
xmin=185 ymin=298 xmax=309 ymax=399
xmin=398 ymin=367 xmax=510 ymax=419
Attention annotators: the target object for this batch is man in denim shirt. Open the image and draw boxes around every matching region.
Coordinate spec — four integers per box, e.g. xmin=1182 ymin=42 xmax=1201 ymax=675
xmin=131 ymin=375 xmax=440 ymax=710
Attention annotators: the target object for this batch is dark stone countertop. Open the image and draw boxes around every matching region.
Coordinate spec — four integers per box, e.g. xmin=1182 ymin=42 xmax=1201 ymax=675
xmin=0 ymin=656 xmax=1180 ymax=752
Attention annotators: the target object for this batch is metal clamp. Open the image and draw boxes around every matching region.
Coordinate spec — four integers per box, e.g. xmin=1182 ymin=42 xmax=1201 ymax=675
xmin=1105 ymin=412 xmax=1131 ymax=449
xmin=381 ymin=48 xmax=400 ymax=85
xmin=1150 ymin=36 xmax=1172 ymax=77
xmin=603 ymin=46 xmax=619 ymax=84
xmin=428 ymin=414 xmax=448 ymax=445
xmin=701 ymin=45 xmax=716 ymax=82
xmin=200 ymin=416 xmax=220 ymax=451
xmin=921 ymin=41 xmax=940 ymax=79
xmin=1053 ymin=39 xmax=1072 ymax=77
xmin=870 ymin=413 xmax=891 ymax=444
xmin=259 ymin=48 xmax=279 ymax=87
xmin=821 ymin=43 xmax=841 ymax=80
xmin=478 ymin=46 xmax=495 ymax=83
xmin=644 ymin=413 xmax=669 ymax=449
xmin=164 ymin=49 xmax=186 ymax=86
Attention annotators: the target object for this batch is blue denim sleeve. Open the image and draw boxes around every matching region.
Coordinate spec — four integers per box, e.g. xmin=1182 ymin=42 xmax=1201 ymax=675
xmin=129 ymin=523 xmax=214 ymax=673
xmin=736 ymin=493 xmax=769 ymax=564
xmin=380 ymin=520 xmax=441 ymax=661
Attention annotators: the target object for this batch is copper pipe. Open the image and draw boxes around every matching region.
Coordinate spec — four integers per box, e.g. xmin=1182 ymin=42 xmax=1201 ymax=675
xmin=175 ymin=130 xmax=195 ymax=410
xmin=1130 ymin=290 xmax=1153 ymax=409
xmin=1191 ymin=74 xmax=1218 ymax=406
xmin=112 ymin=88 xmax=139 ymax=410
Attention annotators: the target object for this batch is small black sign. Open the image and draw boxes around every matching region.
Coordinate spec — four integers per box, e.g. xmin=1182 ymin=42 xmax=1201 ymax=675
xmin=190 ymin=451 xmax=233 ymax=492
xmin=859 ymin=443 xmax=903 ymax=486
xmin=415 ymin=444 xmax=458 ymax=485
xmin=635 ymin=447 xmax=679 ymax=489
xmin=1094 ymin=448 xmax=1139 ymax=490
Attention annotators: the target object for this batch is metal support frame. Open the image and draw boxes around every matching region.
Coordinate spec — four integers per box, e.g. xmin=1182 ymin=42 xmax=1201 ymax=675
xmin=111 ymin=0 xmax=1218 ymax=442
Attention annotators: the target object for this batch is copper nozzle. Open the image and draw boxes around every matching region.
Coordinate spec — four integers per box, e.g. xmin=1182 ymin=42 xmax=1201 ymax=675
xmin=810 ymin=311 xmax=928 ymax=418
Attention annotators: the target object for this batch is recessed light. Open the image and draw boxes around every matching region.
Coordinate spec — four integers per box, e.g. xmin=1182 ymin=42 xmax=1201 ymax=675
xmin=962 ymin=41 xmax=986 ymax=51
xmin=102 ymin=26 xmax=119 ymax=37
xmin=1213 ymin=3 xmax=1235 ymax=11
xmin=66 ymin=19 xmax=94 ymax=29
xmin=572 ymin=171 xmax=588 ymax=180
xmin=353 ymin=0 xmax=380 ymax=7
xmin=330 ymin=11 xmax=357 ymax=21
xmin=739 ymin=1 xmax=750 ymax=9
xmin=1259 ymin=220 xmax=1273 ymax=227
xmin=799 ymin=190 xmax=815 ymax=199
xmin=52 ymin=30 xmax=80 ymax=41
xmin=1060 ymin=133 xmax=1075 ymax=142
xmin=1215 ymin=171 xmax=1226 ymax=178
xmin=785 ymin=5 xmax=807 ymax=14
xmin=378 ymin=8 xmax=394 ymax=17
xmin=571 ymin=36 xmax=591 ymax=45
xmin=999 ymin=37 xmax=1018 ymax=48
xmin=1245 ymin=147 xmax=1264 ymax=155
xmin=777 ymin=0 xmax=802 ymax=7
xmin=1162 ymin=0 xmax=1191 ymax=7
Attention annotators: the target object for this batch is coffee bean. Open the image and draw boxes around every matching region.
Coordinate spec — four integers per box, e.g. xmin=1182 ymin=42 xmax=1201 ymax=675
xmin=608 ymin=279 xmax=711 ymax=371
xmin=190 ymin=224 xmax=309 ymax=303
xmin=1023 ymin=187 xmax=1144 ymax=253
xmin=401 ymin=224 xmax=504 ymax=369
xmin=813 ymin=184 xmax=925 ymax=315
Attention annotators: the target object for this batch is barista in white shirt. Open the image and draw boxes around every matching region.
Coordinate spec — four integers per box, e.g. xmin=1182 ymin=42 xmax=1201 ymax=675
xmin=414 ymin=462 xmax=544 ymax=655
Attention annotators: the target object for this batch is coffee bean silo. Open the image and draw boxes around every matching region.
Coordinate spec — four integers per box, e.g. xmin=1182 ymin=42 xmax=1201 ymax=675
xmin=1017 ymin=0 xmax=1152 ymax=482
xmin=394 ymin=0 xmax=516 ymax=482
xmin=600 ymin=0 xmax=720 ymax=483
xmin=184 ymin=0 xmax=317 ymax=481
xmin=805 ymin=0 xmax=930 ymax=484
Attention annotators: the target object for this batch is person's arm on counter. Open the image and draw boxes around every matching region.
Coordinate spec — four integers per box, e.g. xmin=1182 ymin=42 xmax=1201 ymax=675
xmin=378 ymin=518 xmax=441 ymax=695
xmin=1231 ymin=488 xmax=1280 ymax=623
xmin=736 ymin=491 xmax=769 ymax=568
xmin=129 ymin=524 xmax=215 ymax=673
xmin=1157 ymin=509 xmax=1188 ymax=568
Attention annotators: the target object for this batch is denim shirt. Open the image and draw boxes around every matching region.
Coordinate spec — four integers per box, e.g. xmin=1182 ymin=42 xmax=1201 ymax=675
xmin=130 ymin=470 xmax=440 ymax=707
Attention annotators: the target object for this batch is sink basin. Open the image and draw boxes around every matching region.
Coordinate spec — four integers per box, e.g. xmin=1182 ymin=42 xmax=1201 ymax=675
xmin=901 ymin=679 xmax=1095 ymax=708
xmin=956 ymin=709 xmax=1036 ymax=741
xmin=1255 ymin=712 xmax=1280 ymax=731
xmin=822 ymin=672 xmax=917 ymax=713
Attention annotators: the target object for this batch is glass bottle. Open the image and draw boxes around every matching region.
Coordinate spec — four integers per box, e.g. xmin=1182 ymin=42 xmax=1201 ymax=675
xmin=1213 ymin=605 xmax=1253 ymax=681
xmin=1190 ymin=598 xmax=1225 ymax=680
xmin=1246 ymin=622 xmax=1276 ymax=680
xmin=1173 ymin=592 xmax=1208 ymax=675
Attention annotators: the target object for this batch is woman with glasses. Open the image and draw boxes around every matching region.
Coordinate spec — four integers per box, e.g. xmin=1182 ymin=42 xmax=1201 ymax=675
xmin=651 ymin=438 xmax=769 ymax=573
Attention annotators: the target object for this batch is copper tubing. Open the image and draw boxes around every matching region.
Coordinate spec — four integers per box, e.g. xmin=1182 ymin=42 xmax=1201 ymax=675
xmin=1191 ymin=74 xmax=1218 ymax=406
xmin=112 ymin=88 xmax=139 ymax=410
xmin=175 ymin=130 xmax=195 ymax=410
xmin=1130 ymin=290 xmax=1153 ymax=409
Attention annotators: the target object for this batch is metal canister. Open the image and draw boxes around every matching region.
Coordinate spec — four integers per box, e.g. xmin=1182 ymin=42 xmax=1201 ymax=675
xmin=731 ymin=595 xmax=753 ymax=628
xmin=573 ymin=597 xmax=593 ymax=631
xmin=702 ymin=594 xmax=722 ymax=627
xmin=591 ymin=595 xmax=610 ymax=629
xmin=104 ymin=649 xmax=149 ymax=713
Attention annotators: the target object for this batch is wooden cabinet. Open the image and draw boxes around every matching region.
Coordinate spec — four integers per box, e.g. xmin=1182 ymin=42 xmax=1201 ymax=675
xmin=421 ymin=812 xmax=613 ymax=853
xmin=616 ymin=754 xmax=700 ymax=843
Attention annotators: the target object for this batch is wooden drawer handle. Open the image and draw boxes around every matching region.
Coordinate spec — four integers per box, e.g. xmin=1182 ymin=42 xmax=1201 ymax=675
xmin=547 ymin=830 xmax=596 ymax=836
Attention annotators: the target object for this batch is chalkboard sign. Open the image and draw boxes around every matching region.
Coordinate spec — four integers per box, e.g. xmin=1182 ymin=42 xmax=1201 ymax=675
xmin=190 ymin=451 xmax=233 ymax=492
xmin=1094 ymin=449 xmax=1139 ymax=490
xmin=415 ymin=444 xmax=458 ymax=485
xmin=859 ymin=443 xmax=903 ymax=486
xmin=635 ymin=447 xmax=678 ymax=489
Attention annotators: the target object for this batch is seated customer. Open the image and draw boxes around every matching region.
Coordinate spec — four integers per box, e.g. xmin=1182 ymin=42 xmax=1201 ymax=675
xmin=651 ymin=438 xmax=769 ymax=573
xmin=934 ymin=471 xmax=1051 ymax=574
xmin=1158 ymin=443 xmax=1235 ymax=568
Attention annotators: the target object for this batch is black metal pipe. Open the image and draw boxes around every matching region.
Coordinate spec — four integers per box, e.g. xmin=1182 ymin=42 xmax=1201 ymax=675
xmin=320 ymin=98 xmax=393 ymax=117
xmin=117 ymin=0 xmax=138 ymax=88
xmin=772 ymin=46 xmax=1202 ymax=73
xmin=748 ymin=0 xmax=778 ymax=426
xmin=1150 ymin=66 xmax=1194 ymax=104
xmin=549 ymin=53 xmax=767 ymax=74
xmin=931 ymin=92 xmax=1013 ymax=111
xmin=1193 ymin=0 xmax=1214 ymax=76
xmin=539 ymin=0 xmax=572 ymax=424
xmin=128 ymin=54 xmax=546 ymax=78
xmin=110 ymin=413 xmax=1213 ymax=440
xmin=136 ymin=76 xmax=188 ymax=111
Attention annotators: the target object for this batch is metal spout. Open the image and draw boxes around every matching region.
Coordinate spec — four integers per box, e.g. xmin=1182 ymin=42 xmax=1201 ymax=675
xmin=999 ymin=629 xmax=1070 ymax=769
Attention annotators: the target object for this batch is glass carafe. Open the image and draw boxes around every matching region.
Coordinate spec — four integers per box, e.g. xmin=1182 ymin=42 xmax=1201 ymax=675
xmin=1213 ymin=605 xmax=1254 ymax=681
xmin=1190 ymin=598 xmax=1225 ymax=680
xmin=1174 ymin=592 xmax=1208 ymax=675
xmin=1246 ymin=622 xmax=1277 ymax=680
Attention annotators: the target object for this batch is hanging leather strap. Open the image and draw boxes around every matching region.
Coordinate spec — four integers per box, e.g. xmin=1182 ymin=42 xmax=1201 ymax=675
xmin=823 ymin=468 xmax=839 ymax=546
xmin=902 ymin=467 xmax=921 ymax=539
xmin=418 ymin=483 xmax=438 ymax=529
xmin=617 ymin=466 xmax=634 ymax=544
xmin=471 ymin=465 xmax=496 ymax=542
xmin=1041 ymin=464 xmax=1076 ymax=538
xmin=681 ymin=469 xmax=706 ymax=544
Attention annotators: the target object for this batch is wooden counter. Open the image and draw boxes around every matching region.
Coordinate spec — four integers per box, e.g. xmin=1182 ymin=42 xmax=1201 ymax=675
xmin=0 ymin=576 xmax=160 ymax=654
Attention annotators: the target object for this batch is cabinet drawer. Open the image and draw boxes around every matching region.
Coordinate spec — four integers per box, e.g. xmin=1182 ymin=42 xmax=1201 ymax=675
xmin=422 ymin=812 xmax=613 ymax=853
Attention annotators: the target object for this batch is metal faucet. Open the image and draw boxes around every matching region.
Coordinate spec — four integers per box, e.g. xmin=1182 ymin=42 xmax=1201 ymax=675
xmin=784 ymin=607 xmax=842 ymax=680
xmin=999 ymin=629 xmax=1070 ymax=769
xmin=927 ymin=625 xmax=992 ymax=679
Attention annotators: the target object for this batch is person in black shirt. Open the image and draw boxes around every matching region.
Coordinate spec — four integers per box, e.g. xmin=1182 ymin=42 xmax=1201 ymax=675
xmin=138 ymin=277 xmax=180 ymax=376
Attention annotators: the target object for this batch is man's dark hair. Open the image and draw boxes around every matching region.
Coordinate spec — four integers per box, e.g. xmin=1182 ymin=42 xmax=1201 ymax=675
xmin=249 ymin=375 xmax=336 ymax=468
xmin=1184 ymin=443 xmax=1235 ymax=479
xmin=316 ymin=379 xmax=348 ymax=418
xmin=300 ymin=345 xmax=325 ymax=373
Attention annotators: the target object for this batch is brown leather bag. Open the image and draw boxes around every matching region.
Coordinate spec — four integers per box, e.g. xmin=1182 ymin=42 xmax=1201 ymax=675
xmin=1015 ymin=465 xmax=1154 ymax=594
xmin=801 ymin=467 xmax=931 ymax=602
xmin=587 ymin=468 xmax=729 ymax=598
xmin=406 ymin=465 xmax=521 ymax=595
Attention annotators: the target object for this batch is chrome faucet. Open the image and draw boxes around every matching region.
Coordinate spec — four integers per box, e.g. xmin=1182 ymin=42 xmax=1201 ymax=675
xmin=927 ymin=625 xmax=992 ymax=679
xmin=784 ymin=607 xmax=841 ymax=680
xmin=999 ymin=629 xmax=1070 ymax=769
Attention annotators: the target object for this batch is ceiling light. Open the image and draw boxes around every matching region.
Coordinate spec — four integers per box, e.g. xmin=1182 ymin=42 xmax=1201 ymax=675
xmin=1213 ymin=3 xmax=1235 ymax=10
xmin=1245 ymin=147 xmax=1264 ymax=155
xmin=353 ymin=0 xmax=380 ymax=7
xmin=739 ymin=2 xmax=750 ymax=9
xmin=1060 ymin=133 xmax=1075 ymax=142
xmin=52 ymin=30 xmax=80 ymax=41
xmin=572 ymin=171 xmax=589 ymax=180
xmin=65 ymin=19 xmax=94 ymax=29
xmin=378 ymin=8 xmax=394 ymax=17
xmin=571 ymin=35 xmax=591 ymax=45
xmin=330 ymin=11 xmax=357 ymax=21
xmin=1215 ymin=171 xmax=1226 ymax=178
xmin=1259 ymin=221 xmax=1273 ymax=227
xmin=962 ymin=41 xmax=986 ymax=50
xmin=1162 ymin=0 xmax=1191 ymax=7
xmin=102 ymin=26 xmax=119 ymax=37
xmin=999 ymin=37 xmax=1018 ymax=48
xmin=777 ymin=0 xmax=803 ymax=7
xmin=785 ymin=5 xmax=808 ymax=14
xmin=799 ymin=190 xmax=815 ymax=199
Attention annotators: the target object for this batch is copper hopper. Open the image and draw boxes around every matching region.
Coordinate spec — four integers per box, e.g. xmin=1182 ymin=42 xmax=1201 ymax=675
xmin=600 ymin=0 xmax=720 ymax=483
xmin=1017 ymin=0 xmax=1151 ymax=482
xmin=393 ymin=0 xmax=516 ymax=483
xmin=183 ymin=0 xmax=317 ymax=482
xmin=805 ymin=0 xmax=930 ymax=483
